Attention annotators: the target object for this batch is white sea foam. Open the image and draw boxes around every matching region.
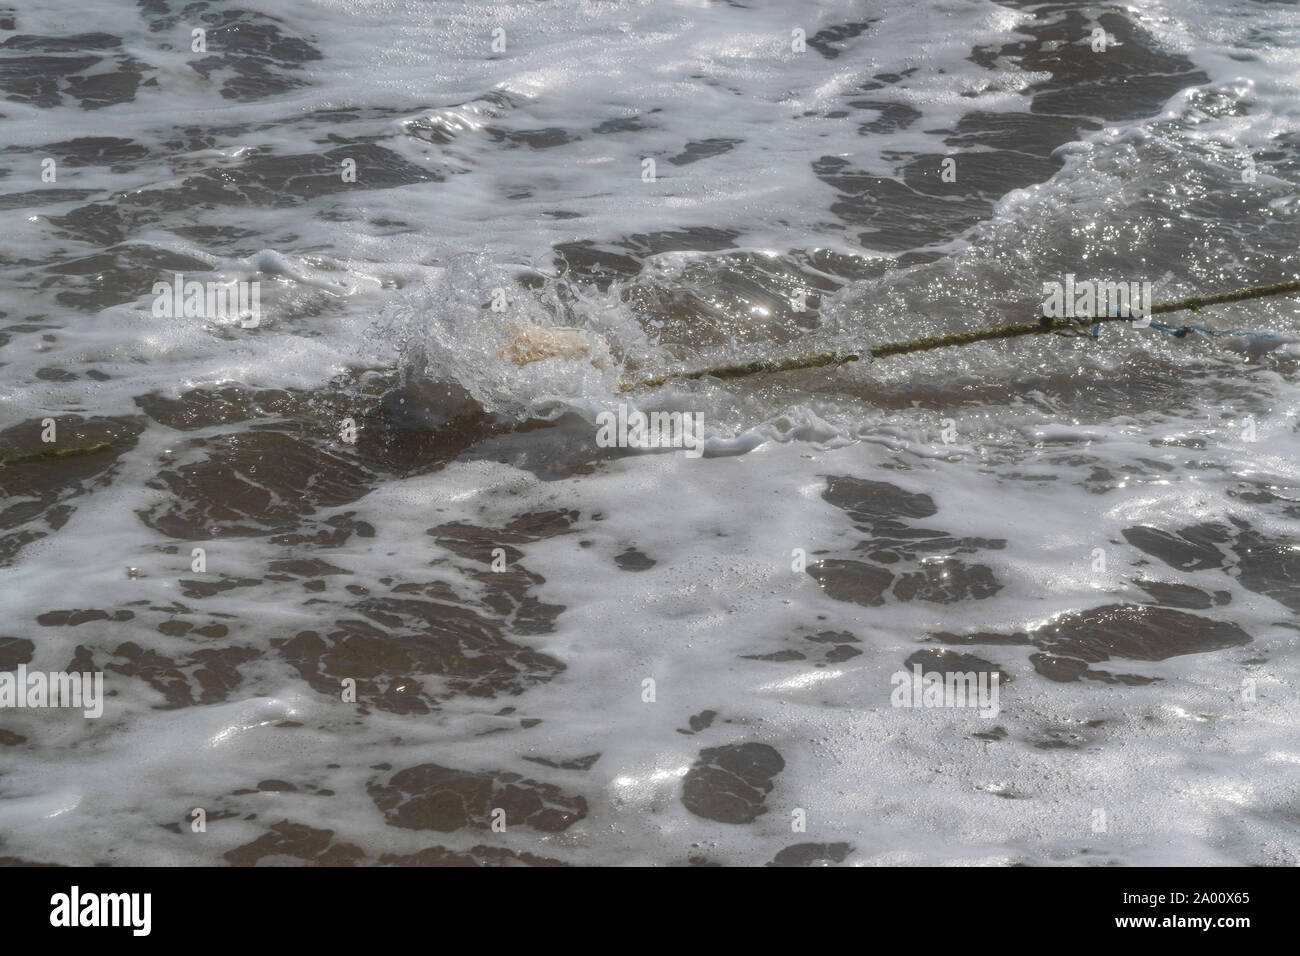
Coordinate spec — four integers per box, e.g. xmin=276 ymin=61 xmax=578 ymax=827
xmin=0 ymin=0 xmax=1297 ymax=866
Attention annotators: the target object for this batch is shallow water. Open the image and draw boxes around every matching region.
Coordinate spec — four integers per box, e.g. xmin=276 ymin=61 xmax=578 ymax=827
xmin=1 ymin=0 xmax=1298 ymax=866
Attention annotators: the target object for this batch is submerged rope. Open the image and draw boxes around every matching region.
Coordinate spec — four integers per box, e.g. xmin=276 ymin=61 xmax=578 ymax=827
xmin=622 ymin=278 xmax=1300 ymax=391
xmin=0 ymin=436 xmax=137 ymax=469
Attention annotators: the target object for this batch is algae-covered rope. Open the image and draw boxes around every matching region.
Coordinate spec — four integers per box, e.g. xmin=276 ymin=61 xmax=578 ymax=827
xmin=622 ymin=278 xmax=1300 ymax=391
xmin=0 ymin=436 xmax=138 ymax=469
